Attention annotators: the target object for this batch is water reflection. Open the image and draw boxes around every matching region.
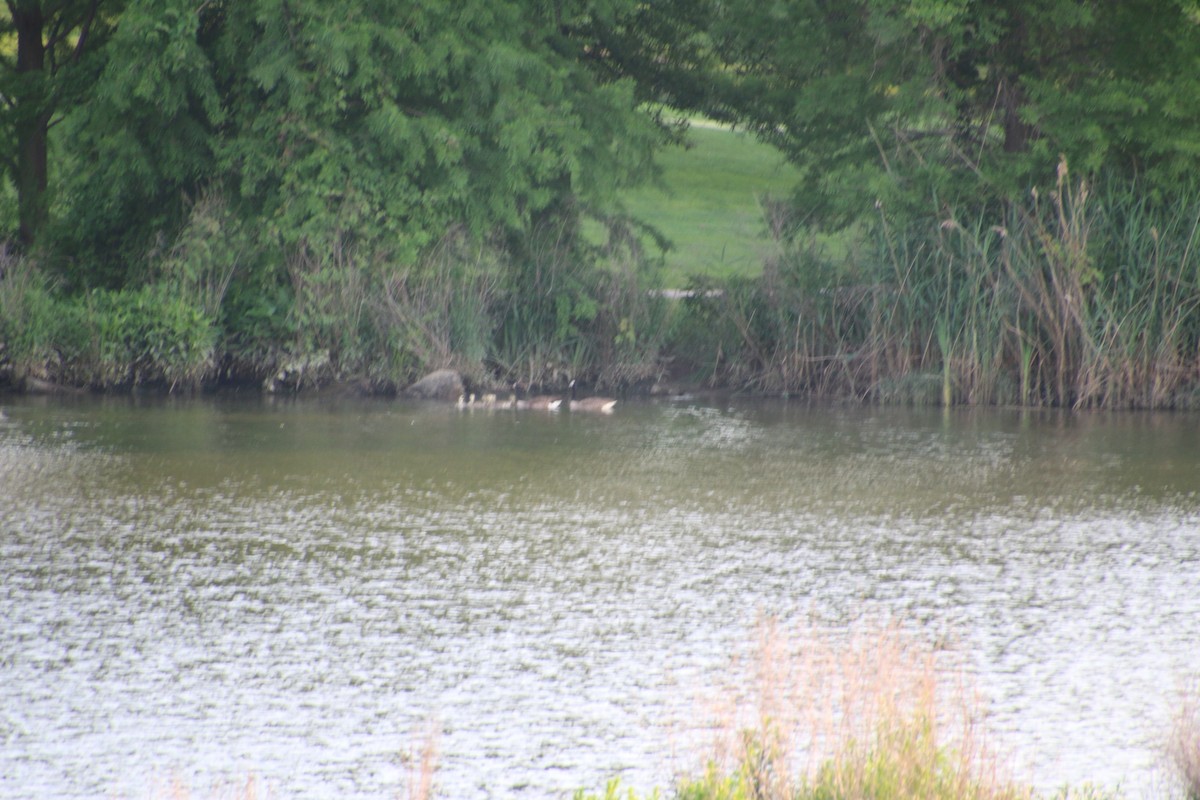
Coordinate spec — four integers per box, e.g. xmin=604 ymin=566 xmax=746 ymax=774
xmin=1 ymin=396 xmax=1197 ymax=798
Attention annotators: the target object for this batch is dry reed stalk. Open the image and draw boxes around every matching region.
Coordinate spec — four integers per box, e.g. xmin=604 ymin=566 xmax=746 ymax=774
xmin=145 ymin=771 xmax=264 ymax=800
xmin=1170 ymin=687 xmax=1200 ymax=800
xmin=400 ymin=721 xmax=440 ymax=800
xmin=687 ymin=615 xmax=1022 ymax=800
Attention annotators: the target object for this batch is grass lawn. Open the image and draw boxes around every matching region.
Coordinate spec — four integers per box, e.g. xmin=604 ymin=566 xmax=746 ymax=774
xmin=621 ymin=123 xmax=800 ymax=286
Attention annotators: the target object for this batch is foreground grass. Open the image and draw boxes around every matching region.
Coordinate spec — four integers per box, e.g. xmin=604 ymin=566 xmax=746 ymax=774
xmin=661 ymin=617 xmax=1024 ymax=800
xmin=1171 ymin=686 xmax=1200 ymax=800
xmin=132 ymin=617 xmax=1197 ymax=800
xmin=577 ymin=617 xmax=1195 ymax=800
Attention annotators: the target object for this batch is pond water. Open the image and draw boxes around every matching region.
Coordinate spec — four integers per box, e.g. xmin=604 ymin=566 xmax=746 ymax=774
xmin=1 ymin=394 xmax=1198 ymax=799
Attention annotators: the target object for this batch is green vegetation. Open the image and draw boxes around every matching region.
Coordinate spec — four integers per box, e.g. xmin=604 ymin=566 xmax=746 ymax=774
xmin=1 ymin=1 xmax=1200 ymax=407
xmin=1172 ymin=688 xmax=1200 ymax=800
xmin=572 ymin=620 xmax=1150 ymax=800
xmin=665 ymin=618 xmax=1028 ymax=800
xmin=668 ymin=163 xmax=1200 ymax=408
xmin=140 ymin=617 xmax=1187 ymax=800
xmin=619 ymin=123 xmax=800 ymax=285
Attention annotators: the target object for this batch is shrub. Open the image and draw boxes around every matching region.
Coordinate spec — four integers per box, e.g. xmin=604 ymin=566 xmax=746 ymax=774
xmin=62 ymin=285 xmax=216 ymax=389
xmin=0 ymin=259 xmax=216 ymax=391
xmin=574 ymin=778 xmax=661 ymax=800
xmin=0 ymin=251 xmax=62 ymax=382
xmin=372 ymin=227 xmax=504 ymax=387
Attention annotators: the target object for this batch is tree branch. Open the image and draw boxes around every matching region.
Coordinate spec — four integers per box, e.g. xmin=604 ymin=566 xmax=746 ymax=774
xmin=46 ymin=16 xmax=64 ymax=74
xmin=72 ymin=0 xmax=101 ymax=64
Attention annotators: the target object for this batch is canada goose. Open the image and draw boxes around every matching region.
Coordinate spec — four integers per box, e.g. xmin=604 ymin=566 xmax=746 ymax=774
xmin=568 ymin=380 xmax=617 ymax=413
xmin=515 ymin=384 xmax=562 ymax=410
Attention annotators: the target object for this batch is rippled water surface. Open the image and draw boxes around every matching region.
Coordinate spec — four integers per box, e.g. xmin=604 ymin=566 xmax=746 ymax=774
xmin=1 ymin=395 xmax=1198 ymax=798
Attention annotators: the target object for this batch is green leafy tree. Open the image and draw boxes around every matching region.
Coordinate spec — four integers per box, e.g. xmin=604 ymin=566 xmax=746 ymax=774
xmin=24 ymin=0 xmax=716 ymax=386
xmin=0 ymin=0 xmax=123 ymax=245
xmin=705 ymin=0 xmax=1200 ymax=227
xmin=49 ymin=0 xmax=710 ymax=287
xmin=52 ymin=0 xmax=221 ymax=286
xmin=206 ymin=0 xmax=693 ymax=250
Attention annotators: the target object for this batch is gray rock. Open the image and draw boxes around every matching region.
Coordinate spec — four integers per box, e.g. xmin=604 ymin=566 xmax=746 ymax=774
xmin=406 ymin=369 xmax=464 ymax=401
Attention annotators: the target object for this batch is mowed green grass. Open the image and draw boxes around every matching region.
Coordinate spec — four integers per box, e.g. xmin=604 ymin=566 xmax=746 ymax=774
xmin=623 ymin=123 xmax=800 ymax=286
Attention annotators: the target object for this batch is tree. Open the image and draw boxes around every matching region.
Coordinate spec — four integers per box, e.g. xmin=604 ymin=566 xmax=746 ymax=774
xmin=0 ymin=1 xmax=126 ymax=246
xmin=204 ymin=0 xmax=698 ymax=250
xmin=47 ymin=0 xmax=712 ymax=287
xmin=704 ymin=0 xmax=1200 ymax=228
xmin=51 ymin=0 xmax=224 ymax=285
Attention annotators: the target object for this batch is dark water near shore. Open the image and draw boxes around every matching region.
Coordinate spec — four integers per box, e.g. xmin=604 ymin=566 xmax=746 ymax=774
xmin=1 ymin=395 xmax=1197 ymax=798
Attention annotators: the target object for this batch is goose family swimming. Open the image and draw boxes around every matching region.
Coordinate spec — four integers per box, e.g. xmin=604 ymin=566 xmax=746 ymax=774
xmin=457 ymin=383 xmax=615 ymax=412
xmin=458 ymin=388 xmax=559 ymax=410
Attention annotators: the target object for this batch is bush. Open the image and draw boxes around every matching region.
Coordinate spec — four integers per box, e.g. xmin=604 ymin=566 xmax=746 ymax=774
xmin=56 ymin=285 xmax=215 ymax=389
xmin=0 ymin=252 xmax=61 ymax=381
xmin=574 ymin=778 xmax=661 ymax=800
xmin=0 ymin=253 xmax=215 ymax=390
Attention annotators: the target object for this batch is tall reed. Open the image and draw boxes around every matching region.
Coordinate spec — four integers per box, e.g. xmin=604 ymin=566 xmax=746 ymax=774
xmin=676 ymin=616 xmax=1024 ymax=800
xmin=400 ymin=721 xmax=440 ymax=800
xmin=142 ymin=772 xmax=265 ymax=799
xmin=490 ymin=208 xmax=668 ymax=390
xmin=675 ymin=164 xmax=1200 ymax=408
xmin=0 ymin=247 xmax=56 ymax=383
xmin=1170 ymin=686 xmax=1200 ymax=800
xmin=373 ymin=226 xmax=504 ymax=386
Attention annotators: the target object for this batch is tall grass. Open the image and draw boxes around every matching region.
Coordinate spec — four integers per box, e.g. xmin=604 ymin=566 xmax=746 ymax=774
xmin=8 ymin=146 xmax=1197 ymax=405
xmin=0 ymin=249 xmax=217 ymax=391
xmin=670 ymin=616 xmax=1022 ymax=800
xmin=140 ymin=772 xmax=265 ymax=800
xmin=0 ymin=200 xmax=669 ymax=393
xmin=400 ymin=721 xmax=441 ymax=800
xmin=1170 ymin=686 xmax=1200 ymax=800
xmin=0 ymin=246 xmax=58 ymax=384
xmin=259 ymin=204 xmax=671 ymax=393
xmin=487 ymin=208 xmax=669 ymax=390
xmin=673 ymin=161 xmax=1200 ymax=408
xmin=370 ymin=227 xmax=504 ymax=387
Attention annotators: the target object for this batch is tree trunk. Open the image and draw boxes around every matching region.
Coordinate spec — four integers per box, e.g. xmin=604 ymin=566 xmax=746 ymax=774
xmin=1000 ymin=77 xmax=1034 ymax=154
xmin=12 ymin=4 xmax=49 ymax=246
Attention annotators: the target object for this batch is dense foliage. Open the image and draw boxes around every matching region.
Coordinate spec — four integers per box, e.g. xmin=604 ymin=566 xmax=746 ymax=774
xmin=52 ymin=0 xmax=692 ymax=281
xmin=1 ymin=0 xmax=1198 ymax=406
xmin=704 ymin=0 xmax=1200 ymax=227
